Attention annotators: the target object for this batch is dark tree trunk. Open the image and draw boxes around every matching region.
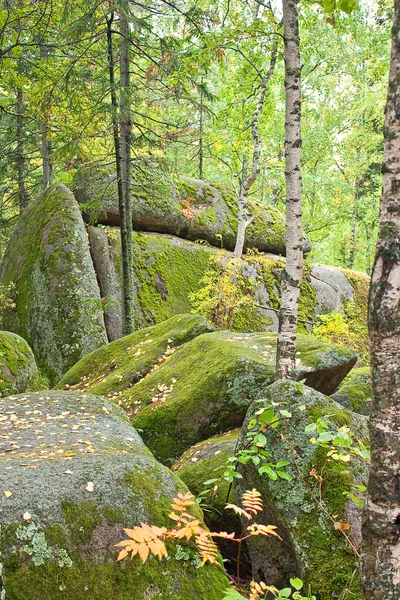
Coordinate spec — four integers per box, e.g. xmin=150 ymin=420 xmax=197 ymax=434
xmin=276 ymin=0 xmax=303 ymax=379
xmin=40 ymin=43 xmax=52 ymax=187
xmin=119 ymin=0 xmax=135 ymax=334
xmin=16 ymin=87 xmax=29 ymax=213
xmin=361 ymin=4 xmax=400 ymax=598
xmin=106 ymin=8 xmax=134 ymax=336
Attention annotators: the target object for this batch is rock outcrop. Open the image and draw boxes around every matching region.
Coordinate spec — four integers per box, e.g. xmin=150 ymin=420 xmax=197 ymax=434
xmin=235 ymin=380 xmax=368 ymax=599
xmin=58 ymin=319 xmax=357 ymax=465
xmin=74 ymin=165 xmax=305 ymax=256
xmin=0 ymin=391 xmax=228 ymax=599
xmin=331 ymin=367 xmax=371 ymax=415
xmin=0 ymin=184 xmax=108 ymax=384
xmin=0 ymin=331 xmax=45 ymax=396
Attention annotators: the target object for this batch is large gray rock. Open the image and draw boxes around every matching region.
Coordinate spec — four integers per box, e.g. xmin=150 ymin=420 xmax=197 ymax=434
xmin=0 ymin=331 xmax=45 ymax=396
xmin=114 ymin=328 xmax=356 ymax=465
xmin=0 ymin=184 xmax=108 ymax=384
xmin=73 ymin=165 xmax=310 ymax=256
xmin=235 ymin=380 xmax=368 ymax=599
xmin=0 ymin=391 xmax=228 ymax=599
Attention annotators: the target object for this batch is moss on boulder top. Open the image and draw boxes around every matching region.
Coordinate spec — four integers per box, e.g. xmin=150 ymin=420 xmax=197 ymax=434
xmin=56 ymin=314 xmax=214 ymax=394
xmin=0 ymin=391 xmax=228 ymax=600
xmin=331 ymin=367 xmax=371 ymax=415
xmin=59 ymin=321 xmax=356 ymax=465
xmin=73 ymin=165 xmax=309 ymax=256
xmin=0 ymin=331 xmax=46 ymax=396
xmin=0 ymin=184 xmax=108 ymax=384
xmin=234 ymin=380 xmax=368 ymax=599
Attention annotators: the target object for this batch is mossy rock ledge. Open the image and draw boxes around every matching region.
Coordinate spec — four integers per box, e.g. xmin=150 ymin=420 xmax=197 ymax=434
xmin=0 ymin=183 xmax=108 ymax=385
xmin=331 ymin=367 xmax=371 ymax=415
xmin=0 ymin=391 xmax=228 ymax=600
xmin=56 ymin=314 xmax=215 ymax=395
xmin=59 ymin=321 xmax=357 ymax=466
xmin=0 ymin=331 xmax=46 ymax=396
xmin=74 ymin=165 xmax=311 ymax=256
xmin=234 ymin=380 xmax=369 ymax=600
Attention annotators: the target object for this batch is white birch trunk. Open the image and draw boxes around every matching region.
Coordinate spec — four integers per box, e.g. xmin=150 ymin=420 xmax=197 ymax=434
xmin=275 ymin=0 xmax=303 ymax=379
xmin=233 ymin=38 xmax=279 ymax=258
xmin=361 ymin=5 xmax=400 ymax=597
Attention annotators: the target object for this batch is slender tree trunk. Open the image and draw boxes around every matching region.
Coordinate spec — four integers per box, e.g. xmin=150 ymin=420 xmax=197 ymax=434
xmin=233 ymin=38 xmax=279 ymax=258
xmin=40 ymin=43 xmax=52 ymax=187
xmin=199 ymin=76 xmax=204 ymax=179
xmin=275 ymin=0 xmax=303 ymax=379
xmin=348 ymin=186 xmax=358 ymax=269
xmin=16 ymin=86 xmax=29 ymax=213
xmin=361 ymin=5 xmax=400 ymax=598
xmin=119 ymin=0 xmax=135 ymax=334
xmin=106 ymin=10 xmax=134 ymax=335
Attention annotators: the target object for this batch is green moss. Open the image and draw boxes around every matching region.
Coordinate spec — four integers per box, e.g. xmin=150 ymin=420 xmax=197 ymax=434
xmin=332 ymin=367 xmax=371 ymax=414
xmin=126 ymin=330 xmax=356 ymax=465
xmin=0 ymin=331 xmax=47 ymax=396
xmin=0 ymin=183 xmax=107 ymax=384
xmin=56 ymin=313 xmax=214 ymax=393
xmin=234 ymin=381 xmax=367 ymax=600
xmin=174 ymin=429 xmax=239 ymax=523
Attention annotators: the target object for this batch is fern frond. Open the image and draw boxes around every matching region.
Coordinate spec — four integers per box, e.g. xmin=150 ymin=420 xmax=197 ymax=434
xmin=242 ymin=489 xmax=263 ymax=515
xmin=115 ymin=524 xmax=168 ymax=562
xmin=225 ymin=503 xmax=252 ymax=520
xmin=246 ymin=523 xmax=282 ymax=539
xmin=195 ymin=531 xmax=220 ymax=567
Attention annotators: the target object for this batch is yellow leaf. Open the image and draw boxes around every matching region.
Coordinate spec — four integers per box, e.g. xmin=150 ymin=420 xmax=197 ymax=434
xmin=138 ymin=542 xmax=149 ymax=563
xmin=4 ymin=490 xmax=12 ymax=498
xmin=85 ymin=482 xmax=94 ymax=492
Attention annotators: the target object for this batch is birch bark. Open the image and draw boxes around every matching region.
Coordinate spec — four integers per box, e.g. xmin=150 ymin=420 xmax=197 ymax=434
xmin=275 ymin=0 xmax=303 ymax=379
xmin=361 ymin=4 xmax=400 ymax=597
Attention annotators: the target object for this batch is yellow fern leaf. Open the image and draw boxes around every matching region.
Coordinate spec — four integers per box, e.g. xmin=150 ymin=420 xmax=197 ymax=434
xmin=242 ymin=489 xmax=263 ymax=515
xmin=225 ymin=503 xmax=252 ymax=520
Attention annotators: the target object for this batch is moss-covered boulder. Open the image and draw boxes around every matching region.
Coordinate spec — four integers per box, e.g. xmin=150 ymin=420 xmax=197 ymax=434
xmin=0 ymin=331 xmax=46 ymax=396
xmin=0 ymin=391 xmax=228 ymax=599
xmin=56 ymin=314 xmax=214 ymax=394
xmin=116 ymin=330 xmax=356 ymax=464
xmin=88 ymin=229 xmax=368 ymax=352
xmin=331 ymin=367 xmax=371 ymax=415
xmin=0 ymin=184 xmax=108 ymax=384
xmin=173 ymin=429 xmax=239 ymax=527
xmin=234 ymin=380 xmax=368 ymax=599
xmin=73 ymin=165 xmax=310 ymax=256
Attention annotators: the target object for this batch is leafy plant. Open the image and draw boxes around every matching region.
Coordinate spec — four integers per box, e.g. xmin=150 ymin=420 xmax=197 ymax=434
xmin=189 ymin=254 xmax=262 ymax=331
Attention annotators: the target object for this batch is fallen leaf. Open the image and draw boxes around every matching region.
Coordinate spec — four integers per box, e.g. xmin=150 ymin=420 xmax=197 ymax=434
xmin=4 ymin=490 xmax=12 ymax=498
xmin=85 ymin=481 xmax=94 ymax=492
xmin=23 ymin=512 xmax=32 ymax=521
xmin=334 ymin=521 xmax=351 ymax=531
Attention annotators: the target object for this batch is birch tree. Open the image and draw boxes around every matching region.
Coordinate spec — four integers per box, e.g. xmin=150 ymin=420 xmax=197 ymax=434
xmin=361 ymin=3 xmax=400 ymax=597
xmin=275 ymin=0 xmax=303 ymax=379
xmin=233 ymin=36 xmax=279 ymax=258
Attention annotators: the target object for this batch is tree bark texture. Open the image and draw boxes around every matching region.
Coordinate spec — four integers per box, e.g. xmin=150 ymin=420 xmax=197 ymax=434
xmin=119 ymin=0 xmax=135 ymax=334
xmin=40 ymin=43 xmax=52 ymax=187
xmin=233 ymin=37 xmax=278 ymax=258
xmin=16 ymin=86 xmax=29 ymax=213
xmin=276 ymin=0 xmax=303 ymax=379
xmin=361 ymin=4 xmax=400 ymax=598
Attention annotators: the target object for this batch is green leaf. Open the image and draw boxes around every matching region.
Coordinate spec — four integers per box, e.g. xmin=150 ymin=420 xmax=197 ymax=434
xmin=277 ymin=470 xmax=292 ymax=481
xmin=290 ymin=578 xmax=304 ymax=591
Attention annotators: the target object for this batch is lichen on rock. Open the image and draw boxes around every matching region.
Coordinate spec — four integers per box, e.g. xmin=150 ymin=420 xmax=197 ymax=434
xmin=0 ymin=391 xmax=228 ymax=599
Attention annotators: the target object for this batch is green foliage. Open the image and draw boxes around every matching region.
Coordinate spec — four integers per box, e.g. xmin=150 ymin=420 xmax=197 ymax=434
xmin=312 ymin=307 xmax=368 ymax=364
xmin=190 ymin=254 xmax=263 ymax=331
